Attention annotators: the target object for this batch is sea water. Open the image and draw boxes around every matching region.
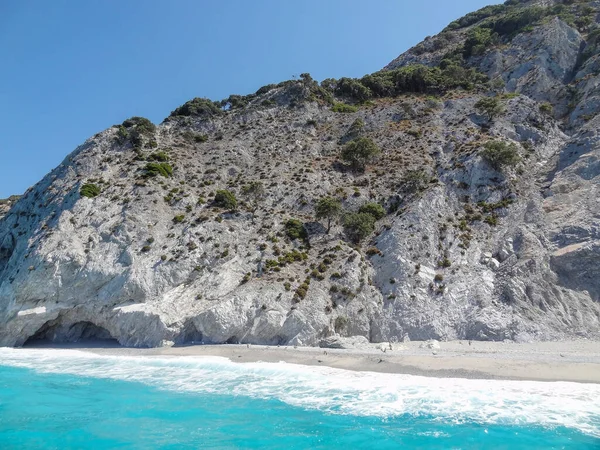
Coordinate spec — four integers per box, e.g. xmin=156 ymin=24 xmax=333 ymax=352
xmin=0 ymin=348 xmax=598 ymax=449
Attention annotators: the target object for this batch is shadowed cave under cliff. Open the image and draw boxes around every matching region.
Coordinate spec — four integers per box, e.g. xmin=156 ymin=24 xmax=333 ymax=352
xmin=23 ymin=319 xmax=119 ymax=347
xmin=22 ymin=317 xmax=210 ymax=347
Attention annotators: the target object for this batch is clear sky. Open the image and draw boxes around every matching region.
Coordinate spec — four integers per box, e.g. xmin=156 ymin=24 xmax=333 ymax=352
xmin=0 ymin=0 xmax=499 ymax=198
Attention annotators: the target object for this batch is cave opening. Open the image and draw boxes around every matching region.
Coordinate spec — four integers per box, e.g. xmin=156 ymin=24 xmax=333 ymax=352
xmin=174 ymin=319 xmax=203 ymax=345
xmin=23 ymin=320 xmax=119 ymax=347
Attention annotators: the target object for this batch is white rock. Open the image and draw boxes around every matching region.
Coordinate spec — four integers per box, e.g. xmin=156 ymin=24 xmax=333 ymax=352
xmin=17 ymin=306 xmax=47 ymax=317
xmin=419 ymin=339 xmax=440 ymax=350
xmin=489 ymin=258 xmax=501 ymax=270
xmin=319 ymin=335 xmax=370 ymax=349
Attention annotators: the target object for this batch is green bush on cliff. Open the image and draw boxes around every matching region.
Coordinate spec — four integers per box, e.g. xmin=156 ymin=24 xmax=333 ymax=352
xmin=315 ymin=197 xmax=342 ymax=233
xmin=122 ymin=117 xmax=156 ymax=134
xmin=481 ymin=141 xmax=520 ymax=171
xmin=342 ymin=212 xmax=375 ymax=243
xmin=475 ymin=97 xmax=505 ymax=121
xmin=358 ymin=203 xmax=386 ymax=220
xmin=341 ymin=137 xmax=381 ymax=171
xmin=169 ymin=97 xmax=223 ymax=118
xmin=332 ymin=102 xmax=358 ymax=113
xmin=143 ymin=162 xmax=173 ymax=178
xmin=147 ymin=151 xmax=169 ymax=162
xmin=285 ymin=219 xmax=307 ymax=240
xmin=80 ymin=183 xmax=101 ymax=198
xmin=463 ymin=27 xmax=498 ymax=57
xmin=489 ymin=6 xmax=545 ymax=37
xmin=444 ymin=4 xmax=506 ymax=30
xmin=213 ymin=190 xmax=237 ymax=210
xmin=335 ymin=77 xmax=372 ymax=102
xmin=401 ymin=169 xmax=429 ymax=194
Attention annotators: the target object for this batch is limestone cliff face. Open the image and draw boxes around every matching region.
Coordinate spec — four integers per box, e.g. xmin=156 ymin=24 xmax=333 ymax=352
xmin=1 ymin=0 xmax=600 ymax=347
xmin=0 ymin=196 xmax=19 ymax=220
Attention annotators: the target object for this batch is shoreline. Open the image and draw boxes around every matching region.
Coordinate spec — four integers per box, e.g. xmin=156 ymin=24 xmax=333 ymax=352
xmin=21 ymin=339 xmax=600 ymax=383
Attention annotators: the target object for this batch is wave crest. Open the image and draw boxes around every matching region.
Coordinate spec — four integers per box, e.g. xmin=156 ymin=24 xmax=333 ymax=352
xmin=1 ymin=348 xmax=599 ymax=437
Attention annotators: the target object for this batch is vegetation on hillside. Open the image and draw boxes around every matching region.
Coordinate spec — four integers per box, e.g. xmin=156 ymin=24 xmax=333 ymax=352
xmin=481 ymin=141 xmax=520 ymax=171
xmin=80 ymin=183 xmax=101 ymax=198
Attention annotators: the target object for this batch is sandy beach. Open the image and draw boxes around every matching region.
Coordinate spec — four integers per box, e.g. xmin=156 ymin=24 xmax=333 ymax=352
xmin=30 ymin=339 xmax=600 ymax=384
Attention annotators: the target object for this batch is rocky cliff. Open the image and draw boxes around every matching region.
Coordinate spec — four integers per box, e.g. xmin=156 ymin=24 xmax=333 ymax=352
xmin=1 ymin=0 xmax=600 ymax=347
xmin=0 ymin=196 xmax=20 ymax=220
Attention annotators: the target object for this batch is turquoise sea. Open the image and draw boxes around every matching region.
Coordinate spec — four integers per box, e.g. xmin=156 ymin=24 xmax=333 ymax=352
xmin=0 ymin=348 xmax=598 ymax=449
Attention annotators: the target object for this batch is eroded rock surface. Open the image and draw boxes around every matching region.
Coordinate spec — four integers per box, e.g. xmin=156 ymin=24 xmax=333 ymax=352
xmin=1 ymin=0 xmax=600 ymax=347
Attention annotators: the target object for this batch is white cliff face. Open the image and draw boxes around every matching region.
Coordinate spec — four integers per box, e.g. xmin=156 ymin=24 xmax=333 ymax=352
xmin=1 ymin=1 xmax=600 ymax=347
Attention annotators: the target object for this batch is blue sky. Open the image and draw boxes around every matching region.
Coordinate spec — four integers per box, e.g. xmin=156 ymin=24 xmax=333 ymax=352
xmin=0 ymin=0 xmax=499 ymax=198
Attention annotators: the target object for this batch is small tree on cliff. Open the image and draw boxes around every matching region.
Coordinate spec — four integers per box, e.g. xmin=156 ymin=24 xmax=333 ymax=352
xmin=474 ymin=97 xmax=504 ymax=122
xmin=341 ymin=137 xmax=381 ymax=171
xmin=315 ymin=197 xmax=342 ymax=233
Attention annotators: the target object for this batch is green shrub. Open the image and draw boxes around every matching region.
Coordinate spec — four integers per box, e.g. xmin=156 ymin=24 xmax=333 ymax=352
xmin=181 ymin=131 xmax=208 ymax=142
xmin=438 ymin=258 xmax=452 ymax=268
xmin=326 ymin=64 xmax=488 ymax=104
xmin=463 ymin=27 xmax=498 ymax=58
xmin=363 ymin=64 xmax=487 ymax=97
xmin=116 ymin=125 xmax=129 ymax=143
xmin=80 ymin=183 xmax=101 ymax=198
xmin=484 ymin=215 xmax=498 ymax=226
xmin=173 ymin=214 xmax=185 ymax=223
xmin=539 ymin=102 xmax=553 ymax=115
xmin=332 ymin=102 xmax=358 ymax=113
xmin=265 ymin=259 xmax=279 ymax=270
xmin=475 ymin=97 xmax=504 ymax=121
xmin=359 ymin=72 xmax=395 ymax=97
xmin=122 ymin=116 xmax=156 ymax=134
xmin=375 ymin=65 xmax=441 ymax=94
xmin=443 ymin=4 xmax=506 ymax=31
xmin=144 ymin=162 xmax=173 ymax=178
xmin=358 ymin=202 xmax=385 ymax=220
xmin=401 ymin=169 xmax=429 ymax=194
xmin=255 ymin=83 xmax=277 ymax=95
xmin=295 ymin=284 xmax=309 ymax=300
xmin=488 ymin=6 xmax=545 ymax=38
xmin=121 ymin=117 xmax=156 ymax=148
xmin=214 ymin=190 xmax=237 ymax=209
xmin=315 ymin=197 xmax=342 ymax=233
xmin=341 ymin=137 xmax=381 ymax=171
xmin=335 ymin=77 xmax=372 ymax=102
xmin=285 ymin=219 xmax=307 ymax=240
xmin=148 ymin=151 xmax=169 ymax=162
xmin=481 ymin=141 xmax=520 ymax=171
xmin=221 ymin=94 xmax=249 ymax=110
xmin=169 ymin=97 xmax=223 ymax=118
xmin=342 ymin=212 xmax=375 ymax=243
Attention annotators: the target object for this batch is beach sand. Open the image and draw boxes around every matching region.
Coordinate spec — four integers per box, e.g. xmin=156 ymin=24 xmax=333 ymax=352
xmin=29 ymin=339 xmax=600 ymax=383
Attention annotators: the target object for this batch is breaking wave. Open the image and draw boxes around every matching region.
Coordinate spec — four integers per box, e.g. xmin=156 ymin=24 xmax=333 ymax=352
xmin=1 ymin=347 xmax=598 ymax=437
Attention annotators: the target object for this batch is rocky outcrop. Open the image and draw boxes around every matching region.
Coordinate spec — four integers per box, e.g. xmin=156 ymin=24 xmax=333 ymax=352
xmin=0 ymin=196 xmax=20 ymax=220
xmin=1 ymin=0 xmax=599 ymax=347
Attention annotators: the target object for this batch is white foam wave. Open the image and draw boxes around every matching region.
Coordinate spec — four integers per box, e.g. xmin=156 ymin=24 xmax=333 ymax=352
xmin=1 ymin=347 xmax=599 ymax=437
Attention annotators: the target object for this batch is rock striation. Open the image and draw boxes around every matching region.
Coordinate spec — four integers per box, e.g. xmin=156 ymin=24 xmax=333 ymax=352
xmin=1 ymin=0 xmax=600 ymax=347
